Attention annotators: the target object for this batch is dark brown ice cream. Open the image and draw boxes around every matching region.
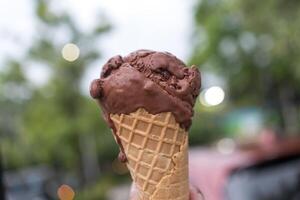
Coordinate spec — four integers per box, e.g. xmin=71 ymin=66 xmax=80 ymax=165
xmin=90 ymin=50 xmax=201 ymax=161
xmin=90 ymin=49 xmax=201 ymax=130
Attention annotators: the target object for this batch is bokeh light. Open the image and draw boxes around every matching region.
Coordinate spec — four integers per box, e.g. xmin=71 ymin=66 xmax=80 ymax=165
xmin=217 ymin=138 xmax=236 ymax=155
xmin=57 ymin=184 xmax=75 ymax=200
xmin=61 ymin=43 xmax=80 ymax=62
xmin=200 ymin=86 xmax=225 ymax=107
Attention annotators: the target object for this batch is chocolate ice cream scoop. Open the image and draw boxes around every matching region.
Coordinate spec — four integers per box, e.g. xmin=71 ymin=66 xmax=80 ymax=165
xmin=90 ymin=50 xmax=201 ymax=130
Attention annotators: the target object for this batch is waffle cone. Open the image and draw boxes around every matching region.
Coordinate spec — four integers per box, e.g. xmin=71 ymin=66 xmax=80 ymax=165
xmin=110 ymin=108 xmax=189 ymax=200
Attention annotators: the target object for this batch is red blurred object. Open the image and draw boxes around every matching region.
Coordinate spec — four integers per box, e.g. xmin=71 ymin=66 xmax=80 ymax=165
xmin=189 ymin=137 xmax=300 ymax=200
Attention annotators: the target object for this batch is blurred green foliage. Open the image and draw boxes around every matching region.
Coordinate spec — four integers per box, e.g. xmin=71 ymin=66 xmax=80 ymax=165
xmin=0 ymin=61 xmax=32 ymax=168
xmin=190 ymin=101 xmax=226 ymax=145
xmin=190 ymin=0 xmax=300 ymax=137
xmin=0 ymin=0 xmax=118 ymax=181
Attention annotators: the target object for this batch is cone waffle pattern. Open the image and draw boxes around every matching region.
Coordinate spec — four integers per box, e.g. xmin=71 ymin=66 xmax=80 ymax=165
xmin=110 ymin=108 xmax=189 ymax=200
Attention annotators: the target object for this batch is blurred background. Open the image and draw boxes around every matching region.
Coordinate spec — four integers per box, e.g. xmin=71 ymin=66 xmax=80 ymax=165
xmin=0 ymin=0 xmax=300 ymax=199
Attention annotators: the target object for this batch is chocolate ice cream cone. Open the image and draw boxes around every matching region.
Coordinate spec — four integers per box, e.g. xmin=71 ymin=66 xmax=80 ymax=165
xmin=90 ymin=50 xmax=201 ymax=200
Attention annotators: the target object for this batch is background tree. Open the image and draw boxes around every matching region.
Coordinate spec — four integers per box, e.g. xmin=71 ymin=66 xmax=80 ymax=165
xmin=1 ymin=0 xmax=120 ymax=187
xmin=23 ymin=0 xmax=117 ymax=185
xmin=190 ymin=0 xmax=300 ymax=136
xmin=0 ymin=61 xmax=32 ymax=168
